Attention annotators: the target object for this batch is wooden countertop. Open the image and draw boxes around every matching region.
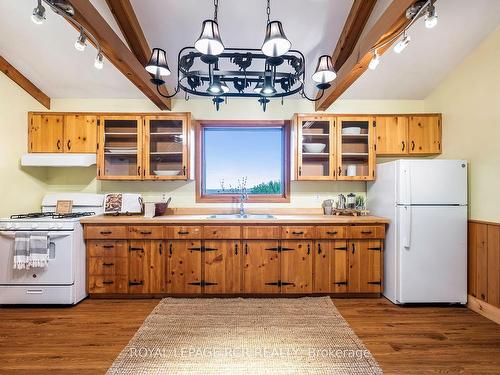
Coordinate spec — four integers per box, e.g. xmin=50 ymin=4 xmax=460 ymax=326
xmin=81 ymin=214 xmax=389 ymax=225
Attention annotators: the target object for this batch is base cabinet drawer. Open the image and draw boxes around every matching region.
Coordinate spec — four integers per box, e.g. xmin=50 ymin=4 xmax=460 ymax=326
xmin=349 ymin=226 xmax=385 ymax=239
xmin=88 ymin=257 xmax=128 ymax=275
xmin=88 ymin=275 xmax=128 ymax=293
xmin=203 ymin=226 xmax=241 ymax=239
xmin=242 ymin=226 xmax=281 ymax=239
xmin=282 ymin=226 xmax=316 ymax=239
xmin=317 ymin=226 xmax=348 ymax=239
xmin=85 ymin=226 xmax=127 ymax=239
xmin=87 ymin=240 xmax=127 ymax=257
xmin=128 ymin=226 xmax=164 ymax=239
xmin=165 ymin=226 xmax=203 ymax=239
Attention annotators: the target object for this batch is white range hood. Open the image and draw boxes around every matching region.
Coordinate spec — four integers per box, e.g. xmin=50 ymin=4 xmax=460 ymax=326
xmin=21 ymin=153 xmax=97 ymax=167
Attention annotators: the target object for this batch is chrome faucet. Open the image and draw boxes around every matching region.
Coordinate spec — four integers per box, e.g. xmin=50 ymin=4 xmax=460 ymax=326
xmin=239 ymin=191 xmax=248 ymax=216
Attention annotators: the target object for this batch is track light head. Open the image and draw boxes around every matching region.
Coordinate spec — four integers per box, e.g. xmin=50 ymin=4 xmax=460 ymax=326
xmin=31 ymin=0 xmax=46 ymax=25
xmin=94 ymin=52 xmax=104 ymax=70
xmin=393 ymin=33 xmax=410 ymax=54
xmin=425 ymin=3 xmax=438 ymax=29
xmin=74 ymin=29 xmax=87 ymax=52
xmin=368 ymin=50 xmax=380 ymax=70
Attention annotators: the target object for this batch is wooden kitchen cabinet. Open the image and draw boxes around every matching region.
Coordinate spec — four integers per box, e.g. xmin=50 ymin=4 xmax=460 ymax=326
xmin=408 ymin=115 xmax=442 ymax=154
xmin=143 ymin=114 xmax=190 ymax=180
xmin=314 ymin=241 xmax=332 ymax=293
xmin=203 ymin=240 xmax=241 ymax=294
xmin=149 ymin=241 xmax=167 ymax=293
xmin=332 ymin=240 xmax=349 ymax=293
xmin=243 ymin=240 xmax=280 ymax=293
xmin=166 ymin=240 xmax=202 ymax=294
xmin=128 ymin=241 xmax=150 ymax=293
xmin=28 ymin=114 xmax=64 ymax=152
xmin=348 ymin=240 xmax=382 ymax=293
xmin=63 ymin=115 xmax=97 ymax=153
xmin=281 ymin=240 xmax=313 ymax=293
xmin=374 ymin=116 xmax=408 ymax=155
xmin=295 ymin=114 xmax=336 ymax=180
xmin=98 ymin=115 xmax=143 ymax=180
xmin=336 ymin=116 xmax=376 ymax=181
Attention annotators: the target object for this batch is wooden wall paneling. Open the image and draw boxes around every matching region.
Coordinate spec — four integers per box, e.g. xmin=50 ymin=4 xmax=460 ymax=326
xmin=468 ymin=222 xmax=478 ymax=298
xmin=487 ymin=225 xmax=500 ymax=307
xmin=476 ymin=224 xmax=489 ymax=302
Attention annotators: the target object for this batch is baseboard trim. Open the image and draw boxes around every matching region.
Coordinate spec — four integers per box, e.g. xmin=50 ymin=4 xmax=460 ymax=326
xmin=467 ymin=294 xmax=500 ymax=324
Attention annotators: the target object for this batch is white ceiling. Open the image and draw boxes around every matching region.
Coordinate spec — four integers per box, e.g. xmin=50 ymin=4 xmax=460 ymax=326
xmin=0 ymin=0 xmax=499 ymax=103
xmin=0 ymin=0 xmax=142 ymax=98
xmin=341 ymin=0 xmax=500 ymax=99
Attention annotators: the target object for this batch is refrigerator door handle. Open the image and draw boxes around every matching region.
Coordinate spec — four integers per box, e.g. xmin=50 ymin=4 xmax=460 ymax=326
xmin=405 ymin=167 xmax=411 ymax=205
xmin=403 ymin=205 xmax=412 ymax=248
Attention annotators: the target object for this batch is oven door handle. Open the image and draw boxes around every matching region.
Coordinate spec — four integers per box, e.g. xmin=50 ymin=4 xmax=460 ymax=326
xmin=0 ymin=231 xmax=73 ymax=239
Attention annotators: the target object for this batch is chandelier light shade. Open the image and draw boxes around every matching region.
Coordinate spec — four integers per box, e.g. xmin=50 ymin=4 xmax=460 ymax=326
xmin=261 ymin=21 xmax=291 ymax=57
xmin=312 ymin=55 xmax=337 ymax=84
xmin=146 ymin=48 xmax=171 ymax=77
xmin=194 ymin=20 xmax=225 ymax=56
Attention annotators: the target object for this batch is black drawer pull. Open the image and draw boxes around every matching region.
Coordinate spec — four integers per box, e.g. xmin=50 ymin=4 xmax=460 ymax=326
xmin=234 ymin=243 xmax=238 ymax=255
xmin=129 ymin=246 xmax=143 ymax=251
xmin=102 ymin=262 xmax=114 ymax=267
xmin=102 ymin=280 xmax=114 ymax=285
xmin=307 ymin=244 xmax=311 ymax=255
xmin=334 ymin=281 xmax=347 ymax=286
xmin=361 ymin=230 xmax=373 ymax=234
xmin=368 ymin=247 xmax=382 ymax=251
xmin=317 ymin=243 xmax=322 ymax=254
xmin=245 ymin=243 xmax=248 ymax=255
xmin=352 ymin=243 xmax=356 ymax=254
xmin=139 ymin=231 xmax=152 ymax=235
xmin=334 ymin=246 xmax=348 ymax=251
xmin=102 ymin=245 xmax=114 ymax=249
xmin=178 ymin=231 xmax=189 ymax=235
xmin=129 ymin=281 xmax=144 ymax=286
xmin=326 ymin=231 xmax=338 ymax=235
xmin=169 ymin=243 xmax=173 ymax=255
xmin=100 ymin=231 xmax=112 ymax=235
xmin=291 ymin=231 xmax=304 ymax=235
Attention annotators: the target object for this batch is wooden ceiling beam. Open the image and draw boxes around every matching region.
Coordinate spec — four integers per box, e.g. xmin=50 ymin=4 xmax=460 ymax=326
xmin=67 ymin=0 xmax=171 ymax=110
xmin=316 ymin=0 xmax=416 ymax=111
xmin=331 ymin=0 xmax=377 ymax=72
xmin=104 ymin=0 xmax=150 ymax=66
xmin=0 ymin=55 xmax=51 ymax=109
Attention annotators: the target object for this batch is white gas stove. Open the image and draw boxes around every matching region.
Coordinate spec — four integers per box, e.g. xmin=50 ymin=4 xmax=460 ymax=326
xmin=0 ymin=193 xmax=104 ymax=305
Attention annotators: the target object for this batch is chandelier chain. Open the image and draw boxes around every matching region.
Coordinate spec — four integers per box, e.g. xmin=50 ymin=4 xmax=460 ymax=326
xmin=266 ymin=0 xmax=271 ymax=23
xmin=214 ymin=0 xmax=219 ymax=22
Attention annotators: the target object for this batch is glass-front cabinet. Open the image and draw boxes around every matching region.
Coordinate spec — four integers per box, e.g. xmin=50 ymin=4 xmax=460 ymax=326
xmin=336 ymin=117 xmax=375 ymax=181
xmin=97 ymin=114 xmax=190 ymax=180
xmin=98 ymin=116 xmax=143 ymax=180
xmin=144 ymin=114 xmax=189 ymax=180
xmin=296 ymin=115 xmax=335 ymax=180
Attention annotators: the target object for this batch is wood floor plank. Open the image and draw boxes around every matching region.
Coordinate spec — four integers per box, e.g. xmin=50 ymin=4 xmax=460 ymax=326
xmin=0 ymin=298 xmax=498 ymax=374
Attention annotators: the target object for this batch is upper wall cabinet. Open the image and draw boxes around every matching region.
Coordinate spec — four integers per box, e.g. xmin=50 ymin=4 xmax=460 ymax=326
xmin=374 ymin=114 xmax=442 ymax=156
xmin=336 ymin=117 xmax=376 ymax=181
xmin=296 ymin=115 xmax=336 ymax=180
xmin=97 ymin=113 xmax=190 ymax=181
xmin=28 ymin=113 xmax=97 ymax=153
xmin=98 ymin=115 xmax=143 ymax=180
xmin=144 ymin=114 xmax=190 ymax=180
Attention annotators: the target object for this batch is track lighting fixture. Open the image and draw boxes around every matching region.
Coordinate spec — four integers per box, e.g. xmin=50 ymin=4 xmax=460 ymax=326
xmin=31 ymin=1 xmax=103 ymax=70
xmin=425 ymin=3 xmax=438 ymax=29
xmin=393 ymin=32 xmax=410 ymax=54
xmin=74 ymin=29 xmax=87 ymax=52
xmin=368 ymin=50 xmax=380 ymax=70
xmin=31 ymin=0 xmax=46 ymax=25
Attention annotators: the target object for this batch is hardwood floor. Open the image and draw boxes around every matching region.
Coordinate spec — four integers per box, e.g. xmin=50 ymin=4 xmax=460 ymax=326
xmin=0 ymin=297 xmax=498 ymax=375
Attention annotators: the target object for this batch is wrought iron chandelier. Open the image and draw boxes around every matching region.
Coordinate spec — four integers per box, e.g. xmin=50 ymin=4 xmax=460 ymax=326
xmin=145 ymin=0 xmax=337 ymax=111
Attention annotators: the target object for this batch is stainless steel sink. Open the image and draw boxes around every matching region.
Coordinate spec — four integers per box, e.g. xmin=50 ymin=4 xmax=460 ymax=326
xmin=207 ymin=214 xmax=276 ymax=219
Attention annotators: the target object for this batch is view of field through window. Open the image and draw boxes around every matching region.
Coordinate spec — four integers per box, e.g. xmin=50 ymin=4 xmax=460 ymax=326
xmin=202 ymin=127 xmax=284 ymax=195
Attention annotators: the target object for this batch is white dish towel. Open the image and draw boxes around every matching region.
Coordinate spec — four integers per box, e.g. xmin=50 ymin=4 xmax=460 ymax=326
xmin=13 ymin=232 xmax=50 ymax=269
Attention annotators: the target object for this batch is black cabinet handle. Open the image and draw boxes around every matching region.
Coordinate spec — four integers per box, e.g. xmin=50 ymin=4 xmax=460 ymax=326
xmin=317 ymin=243 xmax=322 ymax=255
xmin=411 ymin=140 xmax=415 ymax=151
xmin=245 ymin=243 xmax=248 ymax=255
xmin=326 ymin=231 xmax=338 ymax=235
xmin=183 ymin=166 xmax=186 ymax=175
xmin=169 ymin=243 xmax=173 ymax=255
xmin=137 ymin=166 xmax=141 ymax=176
xmin=56 ymin=139 xmax=61 ymax=150
xmin=129 ymin=281 xmax=144 ymax=286
xmin=334 ymin=246 xmax=348 ymax=251
xmin=402 ymin=141 xmax=405 ymax=151
xmin=102 ymin=245 xmax=114 ymax=249
xmin=102 ymin=280 xmax=114 ymax=285
xmin=129 ymin=246 xmax=143 ymax=252
xmin=307 ymin=244 xmax=311 ymax=255
xmin=234 ymin=243 xmax=238 ymax=255
xmin=352 ymin=243 xmax=355 ymax=254
xmin=140 ymin=231 xmax=152 ymax=235
xmin=291 ymin=231 xmax=304 ymax=235
xmin=100 ymin=231 xmax=112 ymax=235
xmin=67 ymin=139 xmax=71 ymax=150
xmin=178 ymin=231 xmax=189 ymax=235
xmin=102 ymin=262 xmax=114 ymax=267
xmin=159 ymin=243 xmax=163 ymax=255
xmin=298 ymin=166 xmax=302 ymax=176
xmin=361 ymin=230 xmax=373 ymax=234
xmin=338 ymin=166 xmax=342 ymax=176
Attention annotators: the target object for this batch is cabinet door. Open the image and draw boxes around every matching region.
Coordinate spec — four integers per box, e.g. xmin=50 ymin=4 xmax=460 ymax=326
xmin=408 ymin=115 xmax=441 ymax=154
xmin=167 ymin=240 xmax=202 ymax=294
xmin=336 ymin=117 xmax=375 ymax=181
xmin=243 ymin=240 xmax=280 ymax=293
xmin=332 ymin=240 xmax=349 ymax=293
xmin=348 ymin=240 xmax=382 ymax=293
xmin=143 ymin=115 xmax=189 ymax=180
xmin=375 ymin=116 xmax=408 ymax=155
xmin=128 ymin=241 xmax=150 ymax=293
xmin=281 ymin=240 xmax=313 ymax=293
xmin=28 ymin=114 xmax=64 ymax=152
xmin=149 ymin=241 xmax=167 ymax=293
xmin=98 ymin=116 xmax=143 ymax=180
xmin=204 ymin=240 xmax=241 ymax=294
xmin=296 ymin=115 xmax=335 ymax=180
xmin=314 ymin=241 xmax=332 ymax=293
xmin=64 ymin=114 xmax=97 ymax=153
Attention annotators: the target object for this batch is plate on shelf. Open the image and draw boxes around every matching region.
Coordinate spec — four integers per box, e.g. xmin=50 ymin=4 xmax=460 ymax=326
xmin=154 ymin=170 xmax=180 ymax=176
xmin=106 ymin=149 xmax=137 ymax=154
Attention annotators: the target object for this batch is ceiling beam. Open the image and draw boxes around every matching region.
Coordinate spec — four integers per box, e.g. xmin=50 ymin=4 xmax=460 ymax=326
xmin=0 ymin=55 xmax=51 ymax=109
xmin=331 ymin=0 xmax=377 ymax=72
xmin=67 ymin=0 xmax=171 ymax=110
xmin=104 ymin=0 xmax=150 ymax=66
xmin=316 ymin=0 xmax=416 ymax=111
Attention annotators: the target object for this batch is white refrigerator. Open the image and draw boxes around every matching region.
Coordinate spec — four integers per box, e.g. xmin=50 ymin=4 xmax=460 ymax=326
xmin=367 ymin=160 xmax=468 ymax=304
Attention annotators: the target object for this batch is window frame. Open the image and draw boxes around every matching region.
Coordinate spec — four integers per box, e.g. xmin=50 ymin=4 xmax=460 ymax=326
xmin=195 ymin=120 xmax=291 ymax=203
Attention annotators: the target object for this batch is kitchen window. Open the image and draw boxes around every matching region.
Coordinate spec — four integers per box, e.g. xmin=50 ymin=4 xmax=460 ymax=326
xmin=196 ymin=121 xmax=290 ymax=203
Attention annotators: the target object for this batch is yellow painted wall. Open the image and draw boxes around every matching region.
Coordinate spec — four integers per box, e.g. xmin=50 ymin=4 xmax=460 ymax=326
xmin=0 ymin=73 xmax=48 ymax=216
xmin=425 ymin=26 xmax=500 ymax=222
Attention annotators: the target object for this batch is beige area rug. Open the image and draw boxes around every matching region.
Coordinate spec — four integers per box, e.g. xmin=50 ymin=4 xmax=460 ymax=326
xmin=107 ymin=297 xmax=382 ymax=375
